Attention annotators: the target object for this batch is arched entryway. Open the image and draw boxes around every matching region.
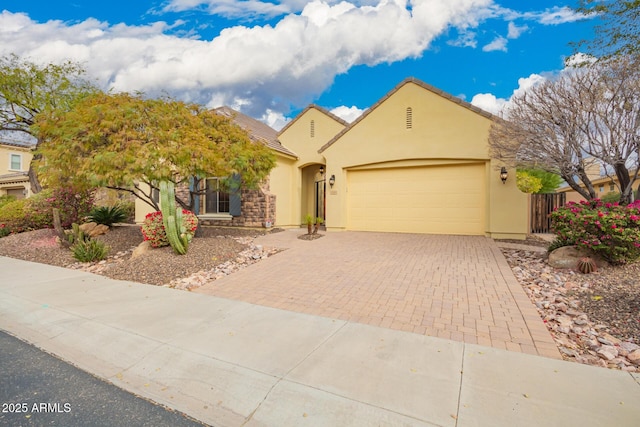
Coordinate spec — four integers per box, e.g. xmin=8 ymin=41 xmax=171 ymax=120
xmin=300 ymin=164 xmax=326 ymax=224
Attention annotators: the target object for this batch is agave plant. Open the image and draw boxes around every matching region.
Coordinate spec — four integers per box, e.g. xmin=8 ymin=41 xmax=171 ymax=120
xmin=87 ymin=205 xmax=128 ymax=227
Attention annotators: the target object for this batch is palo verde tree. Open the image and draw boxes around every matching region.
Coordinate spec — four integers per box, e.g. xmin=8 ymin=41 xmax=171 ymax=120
xmin=0 ymin=54 xmax=100 ymax=192
xmin=33 ymin=92 xmax=276 ymax=211
xmin=489 ymin=58 xmax=640 ymax=205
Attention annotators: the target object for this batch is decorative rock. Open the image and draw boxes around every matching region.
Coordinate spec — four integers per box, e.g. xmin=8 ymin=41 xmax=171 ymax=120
xmin=597 ymin=345 xmax=618 ymax=361
xmin=547 ymin=246 xmax=608 ymax=269
xmin=79 ymin=222 xmax=98 ymax=234
xmin=88 ymin=224 xmax=109 ymax=237
xmin=628 ymin=350 xmax=640 ymax=365
xmin=131 ymin=241 xmax=153 ymax=259
xmin=500 ymin=246 xmax=638 ymax=372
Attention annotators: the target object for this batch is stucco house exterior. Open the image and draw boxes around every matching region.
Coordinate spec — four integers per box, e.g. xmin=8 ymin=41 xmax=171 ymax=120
xmin=556 ymin=164 xmax=639 ymax=204
xmin=0 ymin=139 xmax=34 ymax=199
xmin=136 ymin=77 xmax=528 ymax=239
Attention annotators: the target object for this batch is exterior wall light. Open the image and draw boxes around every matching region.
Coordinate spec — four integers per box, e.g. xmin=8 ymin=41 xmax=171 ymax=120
xmin=500 ymin=167 xmax=508 ymax=184
xmin=319 ymin=165 xmax=324 ymax=175
xmin=329 ymin=174 xmax=336 ymax=188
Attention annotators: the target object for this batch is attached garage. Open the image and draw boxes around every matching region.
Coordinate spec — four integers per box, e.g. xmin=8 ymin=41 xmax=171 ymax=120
xmin=347 ymin=163 xmax=486 ymax=235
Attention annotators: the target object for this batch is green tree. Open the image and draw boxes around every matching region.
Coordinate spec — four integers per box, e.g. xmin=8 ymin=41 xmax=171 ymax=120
xmin=34 ymin=92 xmax=276 ymax=211
xmin=0 ymin=54 xmax=100 ymax=192
xmin=574 ymin=0 xmax=640 ymax=60
xmin=516 ymin=171 xmax=543 ymax=194
xmin=520 ymin=168 xmax=563 ymax=193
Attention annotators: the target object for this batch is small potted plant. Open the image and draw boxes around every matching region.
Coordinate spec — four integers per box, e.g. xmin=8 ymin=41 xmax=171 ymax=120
xmin=304 ymin=214 xmax=313 ymax=235
xmin=313 ymin=217 xmax=323 ymax=234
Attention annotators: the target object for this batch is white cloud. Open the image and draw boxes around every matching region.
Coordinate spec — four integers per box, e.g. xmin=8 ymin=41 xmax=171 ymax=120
xmin=507 ymin=21 xmax=528 ymax=39
xmin=482 ymin=35 xmax=507 ymax=52
xmin=470 ymin=70 xmax=562 ymax=115
xmin=470 ymin=93 xmax=506 ymax=115
xmin=0 ymin=1 xmax=498 ymax=122
xmin=330 ymin=105 xmax=365 ymax=122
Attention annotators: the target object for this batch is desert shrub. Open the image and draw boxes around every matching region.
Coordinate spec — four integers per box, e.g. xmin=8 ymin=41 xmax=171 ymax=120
xmin=0 ymin=195 xmax=16 ymax=209
xmin=25 ymin=187 xmax=95 ymax=229
xmin=71 ymin=239 xmax=109 ymax=262
xmin=141 ymin=210 xmax=198 ymax=248
xmin=88 ymin=205 xmax=128 ymax=226
xmin=0 ymin=199 xmax=29 ymax=233
xmin=550 ymin=199 xmax=640 ymax=264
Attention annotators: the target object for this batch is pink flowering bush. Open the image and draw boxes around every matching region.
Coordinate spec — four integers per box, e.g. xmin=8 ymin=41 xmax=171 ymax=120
xmin=141 ymin=210 xmax=198 ymax=248
xmin=550 ymin=199 xmax=640 ymax=264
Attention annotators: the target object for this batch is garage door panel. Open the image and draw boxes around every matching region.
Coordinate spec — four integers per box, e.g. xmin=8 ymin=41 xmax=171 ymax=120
xmin=347 ymin=164 xmax=485 ymax=235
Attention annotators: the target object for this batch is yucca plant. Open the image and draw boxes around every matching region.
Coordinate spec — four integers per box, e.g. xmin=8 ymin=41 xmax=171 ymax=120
xmin=88 ymin=205 xmax=128 ymax=227
xmin=71 ymin=239 xmax=109 ymax=262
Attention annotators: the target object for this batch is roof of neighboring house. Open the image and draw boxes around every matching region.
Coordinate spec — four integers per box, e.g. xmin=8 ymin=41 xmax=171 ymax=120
xmin=214 ymin=106 xmax=297 ymax=158
xmin=0 ymin=139 xmax=36 ymax=149
xmin=318 ymin=77 xmax=495 ymax=153
xmin=275 ymin=104 xmax=349 ymax=137
xmin=558 ymin=170 xmax=640 ymax=192
xmin=0 ymin=171 xmax=29 ymax=185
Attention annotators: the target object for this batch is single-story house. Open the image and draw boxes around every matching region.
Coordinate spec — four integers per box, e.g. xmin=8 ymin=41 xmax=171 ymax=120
xmin=0 ymin=139 xmax=34 ymax=199
xmin=136 ymin=77 xmax=528 ymax=239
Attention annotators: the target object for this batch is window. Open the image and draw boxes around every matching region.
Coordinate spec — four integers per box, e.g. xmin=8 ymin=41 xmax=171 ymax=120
xmin=9 ymin=153 xmax=21 ymax=170
xmin=609 ymin=183 xmax=615 ymax=192
xmin=310 ymin=120 xmax=315 ymax=138
xmin=406 ymin=107 xmax=412 ymax=129
xmin=205 ymin=178 xmax=230 ymax=214
xmin=599 ymin=185 xmax=604 ymax=193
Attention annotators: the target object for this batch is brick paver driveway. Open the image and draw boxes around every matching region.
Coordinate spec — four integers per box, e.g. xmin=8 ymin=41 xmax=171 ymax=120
xmin=195 ymin=230 xmax=560 ymax=359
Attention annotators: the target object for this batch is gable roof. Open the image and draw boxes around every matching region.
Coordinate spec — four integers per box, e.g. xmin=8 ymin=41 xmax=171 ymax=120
xmin=214 ymin=106 xmax=297 ymax=158
xmin=276 ymin=104 xmax=349 ymax=138
xmin=318 ymin=77 xmax=495 ymax=153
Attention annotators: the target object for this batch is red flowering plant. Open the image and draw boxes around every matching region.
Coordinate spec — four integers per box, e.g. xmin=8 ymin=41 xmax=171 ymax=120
xmin=550 ymin=199 xmax=640 ymax=264
xmin=141 ymin=210 xmax=198 ymax=248
xmin=0 ymin=223 xmax=10 ymax=238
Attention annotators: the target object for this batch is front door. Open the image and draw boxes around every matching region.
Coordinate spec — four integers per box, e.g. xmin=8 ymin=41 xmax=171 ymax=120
xmin=314 ymin=179 xmax=325 ymax=222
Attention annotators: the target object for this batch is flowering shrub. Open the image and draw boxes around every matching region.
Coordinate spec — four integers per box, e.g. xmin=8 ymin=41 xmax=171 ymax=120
xmin=141 ymin=210 xmax=198 ymax=248
xmin=550 ymin=199 xmax=640 ymax=264
xmin=25 ymin=187 xmax=95 ymax=229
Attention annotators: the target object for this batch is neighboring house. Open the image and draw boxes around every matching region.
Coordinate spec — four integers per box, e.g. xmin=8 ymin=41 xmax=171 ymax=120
xmin=557 ymin=168 xmax=640 ymax=204
xmin=0 ymin=139 xmax=35 ymax=199
xmin=135 ymin=77 xmax=529 ymax=238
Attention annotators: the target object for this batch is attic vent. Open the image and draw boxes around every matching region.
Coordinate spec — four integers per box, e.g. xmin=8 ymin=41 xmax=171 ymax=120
xmin=406 ymin=107 xmax=413 ymax=129
xmin=310 ymin=120 xmax=315 ymax=138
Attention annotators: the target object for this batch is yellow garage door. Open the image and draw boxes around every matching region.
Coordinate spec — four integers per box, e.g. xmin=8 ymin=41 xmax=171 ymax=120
xmin=347 ymin=164 xmax=485 ymax=235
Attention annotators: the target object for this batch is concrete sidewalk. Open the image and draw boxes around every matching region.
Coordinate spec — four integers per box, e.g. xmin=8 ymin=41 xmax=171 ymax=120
xmin=1 ymin=256 xmax=639 ymax=426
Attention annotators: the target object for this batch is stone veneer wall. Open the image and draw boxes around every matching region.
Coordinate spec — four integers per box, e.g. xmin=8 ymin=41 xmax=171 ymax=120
xmin=199 ymin=188 xmax=276 ymax=228
xmin=173 ymin=180 xmax=275 ymax=228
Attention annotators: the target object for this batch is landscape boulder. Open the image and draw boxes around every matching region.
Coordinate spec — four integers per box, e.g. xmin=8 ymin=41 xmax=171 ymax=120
xmin=548 ymin=246 xmax=609 ymax=269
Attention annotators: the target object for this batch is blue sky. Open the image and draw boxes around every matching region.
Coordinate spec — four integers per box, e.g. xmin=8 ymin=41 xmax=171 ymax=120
xmin=0 ymin=0 xmax=597 ymax=129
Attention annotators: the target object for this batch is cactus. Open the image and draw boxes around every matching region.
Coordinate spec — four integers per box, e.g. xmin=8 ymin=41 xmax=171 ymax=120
xmin=577 ymin=257 xmax=597 ymax=274
xmin=159 ymin=180 xmax=190 ymax=255
xmin=66 ymin=223 xmax=89 ymax=246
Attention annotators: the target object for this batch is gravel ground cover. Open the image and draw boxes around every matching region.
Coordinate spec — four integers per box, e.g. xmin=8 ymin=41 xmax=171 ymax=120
xmin=0 ymin=225 xmax=269 ymax=286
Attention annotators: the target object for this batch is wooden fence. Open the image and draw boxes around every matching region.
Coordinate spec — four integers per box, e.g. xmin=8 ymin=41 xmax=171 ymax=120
xmin=530 ymin=193 xmax=565 ymax=234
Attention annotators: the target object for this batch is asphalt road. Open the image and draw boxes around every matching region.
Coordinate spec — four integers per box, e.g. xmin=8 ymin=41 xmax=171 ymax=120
xmin=0 ymin=330 xmax=208 ymax=427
